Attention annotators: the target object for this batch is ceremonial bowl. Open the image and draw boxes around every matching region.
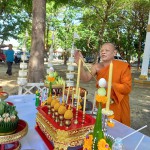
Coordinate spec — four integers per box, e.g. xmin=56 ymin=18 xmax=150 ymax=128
xmin=0 ymin=119 xmax=28 ymax=144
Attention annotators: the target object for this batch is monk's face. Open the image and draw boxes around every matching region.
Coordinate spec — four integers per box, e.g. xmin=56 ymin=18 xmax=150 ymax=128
xmin=100 ymin=43 xmax=116 ymax=62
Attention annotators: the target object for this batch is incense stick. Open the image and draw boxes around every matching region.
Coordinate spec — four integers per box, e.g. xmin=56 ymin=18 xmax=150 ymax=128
xmin=80 ymin=58 xmax=97 ymax=81
xmin=134 ymin=135 xmax=145 ymax=150
xmin=122 ymin=125 xmax=147 ymax=140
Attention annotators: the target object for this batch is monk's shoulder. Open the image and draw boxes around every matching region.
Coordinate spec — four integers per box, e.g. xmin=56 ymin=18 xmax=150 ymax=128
xmin=113 ymin=60 xmax=129 ymax=67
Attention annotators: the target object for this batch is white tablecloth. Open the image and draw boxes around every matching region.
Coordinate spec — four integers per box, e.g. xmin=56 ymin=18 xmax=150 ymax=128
xmin=5 ymin=94 xmax=150 ymax=150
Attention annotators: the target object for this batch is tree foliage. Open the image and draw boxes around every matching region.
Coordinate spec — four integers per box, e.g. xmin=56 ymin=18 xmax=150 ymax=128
xmin=0 ymin=0 xmax=31 ymax=44
xmin=0 ymin=0 xmax=150 ymax=82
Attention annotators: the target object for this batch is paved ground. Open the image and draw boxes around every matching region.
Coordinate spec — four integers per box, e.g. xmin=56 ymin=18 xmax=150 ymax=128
xmin=0 ymin=61 xmax=150 ymax=137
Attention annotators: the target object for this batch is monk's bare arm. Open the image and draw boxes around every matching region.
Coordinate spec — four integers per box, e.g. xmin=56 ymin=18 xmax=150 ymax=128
xmin=80 ymin=64 xmax=97 ymax=82
xmin=74 ymin=50 xmax=101 ymax=82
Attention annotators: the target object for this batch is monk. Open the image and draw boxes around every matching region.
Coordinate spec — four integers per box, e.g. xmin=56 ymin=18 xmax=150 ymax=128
xmin=74 ymin=43 xmax=132 ymax=126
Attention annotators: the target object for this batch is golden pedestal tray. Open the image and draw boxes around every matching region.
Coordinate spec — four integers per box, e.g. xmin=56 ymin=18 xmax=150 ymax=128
xmin=35 ymin=106 xmax=95 ymax=150
xmin=0 ymin=119 xmax=28 ymax=150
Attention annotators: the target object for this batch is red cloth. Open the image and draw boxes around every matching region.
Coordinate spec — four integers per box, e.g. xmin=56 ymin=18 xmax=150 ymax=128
xmin=96 ymin=60 xmax=132 ymax=126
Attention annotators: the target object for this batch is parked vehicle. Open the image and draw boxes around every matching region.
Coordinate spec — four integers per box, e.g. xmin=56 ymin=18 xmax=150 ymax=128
xmin=131 ymin=60 xmax=150 ymax=68
xmin=84 ymin=56 xmax=95 ymax=63
xmin=14 ymin=51 xmax=30 ymax=63
xmin=114 ymin=55 xmax=127 ymax=62
xmin=0 ymin=50 xmax=6 ymax=62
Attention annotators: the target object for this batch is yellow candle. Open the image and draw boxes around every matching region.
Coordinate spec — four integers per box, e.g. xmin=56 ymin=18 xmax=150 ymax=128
xmin=106 ymin=62 xmax=113 ymax=111
xmin=66 ymin=86 xmax=70 ymax=104
xmin=76 ymin=88 xmax=80 ymax=111
xmin=83 ymin=91 xmax=87 ymax=114
xmin=62 ymin=81 xmax=65 ymax=103
xmin=76 ymin=59 xmax=81 ymax=95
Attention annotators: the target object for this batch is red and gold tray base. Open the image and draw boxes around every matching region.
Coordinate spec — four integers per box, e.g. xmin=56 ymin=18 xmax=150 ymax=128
xmin=35 ymin=105 xmax=96 ymax=150
xmin=0 ymin=120 xmax=28 ymax=150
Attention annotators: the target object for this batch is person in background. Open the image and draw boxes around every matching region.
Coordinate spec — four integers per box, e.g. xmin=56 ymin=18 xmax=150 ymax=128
xmin=74 ymin=42 xmax=132 ymax=126
xmin=5 ymin=44 xmax=14 ymax=76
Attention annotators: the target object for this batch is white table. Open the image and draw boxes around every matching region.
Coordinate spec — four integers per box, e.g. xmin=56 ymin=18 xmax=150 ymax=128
xmin=5 ymin=94 xmax=150 ymax=150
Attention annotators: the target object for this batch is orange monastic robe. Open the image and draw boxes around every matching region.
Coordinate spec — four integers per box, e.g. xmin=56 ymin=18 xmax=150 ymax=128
xmin=96 ymin=60 xmax=132 ymax=126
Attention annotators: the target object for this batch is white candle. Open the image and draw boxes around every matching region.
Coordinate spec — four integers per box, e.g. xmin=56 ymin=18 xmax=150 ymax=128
xmin=106 ymin=62 xmax=113 ymax=111
xmin=76 ymin=88 xmax=80 ymax=111
xmin=83 ymin=91 xmax=87 ymax=114
xmin=76 ymin=59 xmax=81 ymax=95
xmin=66 ymin=86 xmax=70 ymax=104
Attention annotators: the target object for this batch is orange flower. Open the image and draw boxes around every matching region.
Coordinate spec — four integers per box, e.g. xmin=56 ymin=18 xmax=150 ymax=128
xmin=97 ymin=139 xmax=110 ymax=150
xmin=95 ymin=95 xmax=108 ymax=104
xmin=107 ymin=121 xmax=115 ymax=128
xmin=47 ymin=76 xmax=55 ymax=82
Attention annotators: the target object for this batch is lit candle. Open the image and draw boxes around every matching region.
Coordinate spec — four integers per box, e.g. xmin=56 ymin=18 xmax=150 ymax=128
xmin=76 ymin=59 xmax=81 ymax=96
xmin=66 ymin=86 xmax=70 ymax=104
xmin=76 ymin=88 xmax=80 ymax=111
xmin=106 ymin=62 xmax=113 ymax=111
xmin=83 ymin=91 xmax=87 ymax=114
xmin=62 ymin=81 xmax=65 ymax=103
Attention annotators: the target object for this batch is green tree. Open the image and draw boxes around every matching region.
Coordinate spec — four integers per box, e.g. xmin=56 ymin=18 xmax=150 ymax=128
xmin=0 ymin=0 xmax=31 ymax=44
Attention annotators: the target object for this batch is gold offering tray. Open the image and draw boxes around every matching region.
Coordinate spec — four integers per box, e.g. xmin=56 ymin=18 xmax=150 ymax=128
xmin=44 ymin=83 xmax=63 ymax=89
xmin=36 ymin=106 xmax=95 ymax=150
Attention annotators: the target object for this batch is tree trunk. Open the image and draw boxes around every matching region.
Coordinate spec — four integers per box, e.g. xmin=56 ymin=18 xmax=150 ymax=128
xmin=28 ymin=0 xmax=46 ymax=83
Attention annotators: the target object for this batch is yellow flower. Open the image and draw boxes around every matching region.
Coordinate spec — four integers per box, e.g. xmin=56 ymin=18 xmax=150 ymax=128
xmin=95 ymin=95 xmax=108 ymax=104
xmin=83 ymin=135 xmax=93 ymax=150
xmin=97 ymin=139 xmax=110 ymax=150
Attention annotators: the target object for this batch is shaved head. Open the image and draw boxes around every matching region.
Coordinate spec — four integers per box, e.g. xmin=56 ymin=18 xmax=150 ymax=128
xmin=101 ymin=43 xmax=116 ymax=51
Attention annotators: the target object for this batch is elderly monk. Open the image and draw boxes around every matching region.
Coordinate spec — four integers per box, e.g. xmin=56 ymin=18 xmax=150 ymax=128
xmin=74 ymin=43 xmax=132 ymax=126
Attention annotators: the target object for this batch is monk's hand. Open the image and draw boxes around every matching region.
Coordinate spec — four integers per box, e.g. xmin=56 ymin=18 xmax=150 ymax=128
xmin=74 ymin=50 xmax=84 ymax=65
